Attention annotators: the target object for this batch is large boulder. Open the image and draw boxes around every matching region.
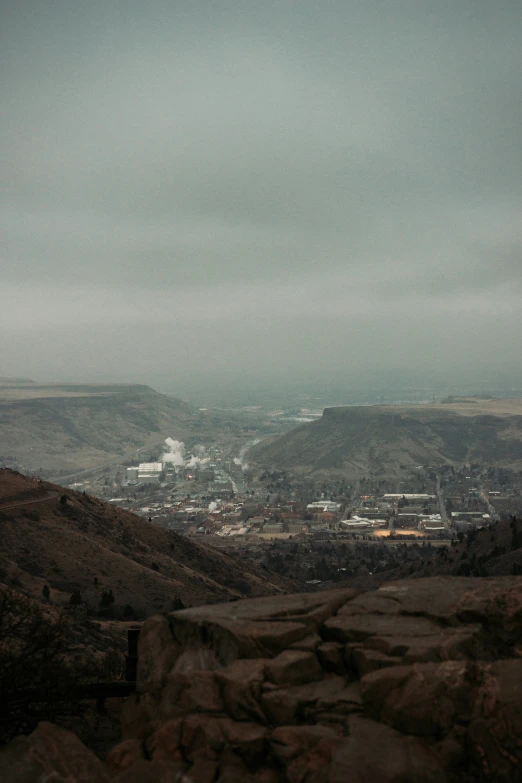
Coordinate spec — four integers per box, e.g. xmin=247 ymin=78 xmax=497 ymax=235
xmin=0 ymin=722 xmax=110 ymax=783
xmin=119 ymin=577 xmax=522 ymax=782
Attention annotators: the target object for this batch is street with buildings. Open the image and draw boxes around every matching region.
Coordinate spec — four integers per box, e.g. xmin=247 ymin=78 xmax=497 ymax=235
xmin=56 ymin=434 xmax=522 ymax=589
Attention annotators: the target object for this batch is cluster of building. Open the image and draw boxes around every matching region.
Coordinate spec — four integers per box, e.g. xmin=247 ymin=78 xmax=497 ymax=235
xmin=343 ymin=493 xmax=445 ymax=534
xmin=109 ymin=481 xmax=449 ymax=541
xmin=125 ymin=462 xmax=164 ymax=485
xmin=123 ymin=459 xmax=239 ymax=496
xmin=168 ymin=505 xmax=345 ymax=539
xmin=91 ymin=440 xmax=522 ymax=552
xmin=340 ymin=516 xmax=388 ymax=531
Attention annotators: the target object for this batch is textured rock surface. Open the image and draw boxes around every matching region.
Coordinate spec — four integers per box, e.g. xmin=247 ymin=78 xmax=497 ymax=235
xmin=0 ymin=722 xmax=110 ymax=782
xmin=115 ymin=577 xmax=522 ymax=782
xmin=3 ymin=577 xmax=522 ymax=782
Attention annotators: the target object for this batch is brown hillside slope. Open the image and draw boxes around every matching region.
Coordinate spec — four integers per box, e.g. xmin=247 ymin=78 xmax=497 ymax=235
xmin=4 ymin=577 xmax=522 ymax=782
xmin=251 ymin=399 xmax=522 ymax=477
xmin=0 ymin=383 xmax=197 ymax=473
xmin=0 ymin=470 xmax=299 ymax=615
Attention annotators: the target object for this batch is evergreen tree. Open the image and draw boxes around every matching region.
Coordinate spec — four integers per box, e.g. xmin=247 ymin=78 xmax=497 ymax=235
xmin=99 ymin=588 xmax=115 ymax=609
xmin=69 ymin=590 xmax=82 ymax=606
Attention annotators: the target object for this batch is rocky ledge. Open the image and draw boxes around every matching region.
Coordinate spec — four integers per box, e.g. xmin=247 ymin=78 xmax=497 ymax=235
xmin=3 ymin=577 xmax=522 ymax=782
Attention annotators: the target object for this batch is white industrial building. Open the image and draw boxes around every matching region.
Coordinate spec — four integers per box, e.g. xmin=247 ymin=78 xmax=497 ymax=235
xmin=383 ymin=494 xmax=435 ymax=501
xmin=126 ymin=462 xmax=163 ymax=484
xmin=340 ymin=516 xmax=387 ymax=530
xmin=307 ymin=501 xmax=341 ymax=512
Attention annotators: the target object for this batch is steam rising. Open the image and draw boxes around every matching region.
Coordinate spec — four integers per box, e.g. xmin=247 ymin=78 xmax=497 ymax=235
xmin=162 ymin=436 xmax=258 ymax=479
xmin=233 ymin=440 xmax=260 ymax=472
xmin=161 ymin=438 xmax=210 ymax=469
xmin=162 ymin=438 xmax=186 ymax=467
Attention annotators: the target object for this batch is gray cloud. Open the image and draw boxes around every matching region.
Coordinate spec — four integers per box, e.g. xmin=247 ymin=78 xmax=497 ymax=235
xmin=1 ymin=1 xmax=521 ymax=393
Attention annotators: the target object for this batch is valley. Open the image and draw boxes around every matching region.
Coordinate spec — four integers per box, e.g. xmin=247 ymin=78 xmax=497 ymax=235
xmin=0 ymin=381 xmax=281 ymax=476
xmin=1 ymin=391 xmax=522 ymax=771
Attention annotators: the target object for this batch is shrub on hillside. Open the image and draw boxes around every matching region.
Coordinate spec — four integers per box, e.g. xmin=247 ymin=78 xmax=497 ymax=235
xmin=0 ymin=584 xmax=126 ymax=745
xmin=69 ymin=590 xmax=83 ymax=606
xmin=0 ymin=586 xmax=78 ymax=743
xmin=229 ymin=579 xmax=252 ymax=595
xmin=98 ymin=588 xmax=115 ymax=618
xmin=23 ymin=510 xmax=41 ymax=522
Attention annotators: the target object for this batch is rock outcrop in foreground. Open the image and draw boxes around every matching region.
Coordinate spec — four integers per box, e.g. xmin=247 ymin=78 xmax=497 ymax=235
xmin=3 ymin=577 xmax=522 ymax=782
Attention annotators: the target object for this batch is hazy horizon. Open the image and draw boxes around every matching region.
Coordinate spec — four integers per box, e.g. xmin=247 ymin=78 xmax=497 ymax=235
xmin=2 ymin=1 xmax=521 ymax=395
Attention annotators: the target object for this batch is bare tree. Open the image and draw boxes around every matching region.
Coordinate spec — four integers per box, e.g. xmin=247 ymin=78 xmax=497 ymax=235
xmin=0 ymin=586 xmax=80 ymax=743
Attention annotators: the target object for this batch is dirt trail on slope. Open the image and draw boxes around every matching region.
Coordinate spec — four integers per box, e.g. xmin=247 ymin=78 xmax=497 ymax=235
xmin=0 ymin=491 xmax=59 ymax=511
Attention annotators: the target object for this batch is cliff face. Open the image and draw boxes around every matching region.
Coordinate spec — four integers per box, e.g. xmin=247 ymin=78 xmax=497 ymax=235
xmin=2 ymin=577 xmax=522 ymax=782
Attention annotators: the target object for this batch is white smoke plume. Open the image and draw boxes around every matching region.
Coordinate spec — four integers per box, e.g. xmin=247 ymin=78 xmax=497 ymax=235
xmin=233 ymin=456 xmax=248 ymax=471
xmin=162 ymin=438 xmax=186 ymax=467
xmin=162 ymin=439 xmax=212 ymax=470
xmin=233 ymin=440 xmax=260 ymax=472
xmin=208 ymin=501 xmax=218 ymax=512
xmin=187 ymin=455 xmax=210 ymax=469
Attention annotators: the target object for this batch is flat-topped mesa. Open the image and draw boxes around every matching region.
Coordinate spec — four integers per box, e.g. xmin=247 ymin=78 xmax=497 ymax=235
xmin=250 ymin=400 xmax=522 ymax=477
xmin=321 ymin=405 xmax=383 ymax=417
xmin=107 ymin=577 xmax=522 ymax=783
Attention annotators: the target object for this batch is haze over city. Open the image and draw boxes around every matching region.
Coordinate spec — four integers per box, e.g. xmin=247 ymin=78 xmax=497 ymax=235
xmin=2 ymin=0 xmax=521 ymax=399
xmin=4 ymin=4 xmax=522 ymax=776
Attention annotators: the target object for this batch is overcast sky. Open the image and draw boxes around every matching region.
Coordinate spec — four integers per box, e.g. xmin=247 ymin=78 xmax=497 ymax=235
xmin=1 ymin=0 xmax=521 ymax=397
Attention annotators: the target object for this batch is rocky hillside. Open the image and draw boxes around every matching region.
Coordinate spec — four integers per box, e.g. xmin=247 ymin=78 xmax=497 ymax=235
xmin=3 ymin=576 xmax=522 ymax=781
xmin=251 ymin=399 xmax=522 ymax=478
xmin=0 ymin=382 xmax=198 ymax=473
xmin=0 ymin=470 xmax=299 ymax=616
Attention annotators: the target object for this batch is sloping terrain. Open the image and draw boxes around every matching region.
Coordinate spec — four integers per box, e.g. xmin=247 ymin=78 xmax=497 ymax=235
xmin=0 ymin=383 xmax=198 ymax=472
xmin=0 ymin=470 xmax=299 ymax=616
xmin=251 ymin=399 xmax=522 ymax=477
